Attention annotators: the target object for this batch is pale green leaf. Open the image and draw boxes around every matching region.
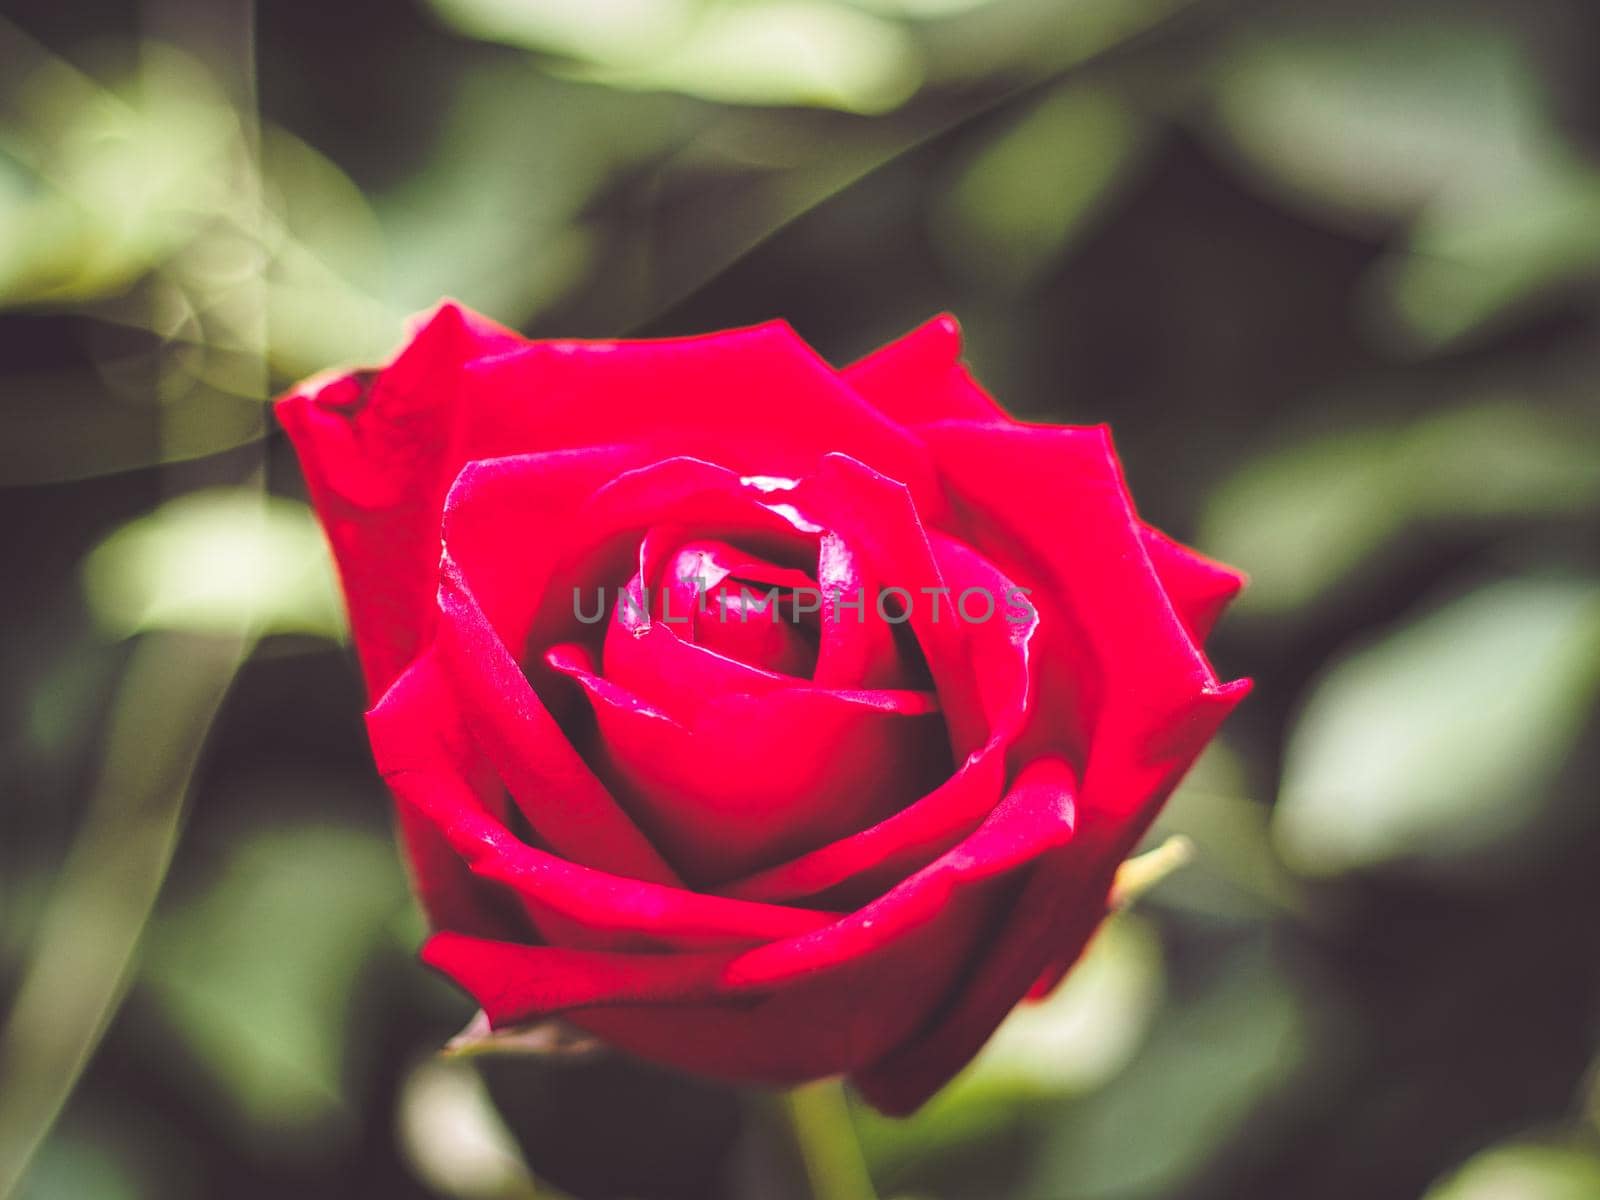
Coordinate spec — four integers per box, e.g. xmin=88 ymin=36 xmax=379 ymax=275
xmin=1424 ymin=1142 xmax=1600 ymax=1200
xmin=426 ymin=0 xmax=699 ymax=67
xmin=1201 ymin=403 xmax=1600 ymax=616
xmin=1274 ymin=578 xmax=1600 ymax=876
xmin=576 ymin=2 xmax=922 ymax=114
xmin=1210 ymin=19 xmax=1546 ymax=225
xmin=397 ymin=1058 xmax=542 ymax=1200
xmin=1375 ymin=156 xmax=1600 ymax=352
xmin=0 ymin=45 xmax=241 ymax=306
xmin=429 ymin=0 xmax=922 ymax=114
xmin=1022 ymin=946 xmax=1309 ymax=1199
xmin=82 ymin=489 xmax=345 ymax=641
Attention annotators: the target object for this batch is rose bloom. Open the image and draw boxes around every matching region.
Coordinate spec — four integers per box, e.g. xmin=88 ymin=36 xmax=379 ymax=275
xmin=278 ymin=303 xmax=1247 ymax=1114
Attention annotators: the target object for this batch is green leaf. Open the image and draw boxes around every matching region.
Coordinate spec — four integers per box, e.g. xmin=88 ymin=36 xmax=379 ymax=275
xmin=917 ymin=0 xmax=1193 ymax=84
xmin=1200 ymin=403 xmax=1600 ymax=616
xmin=1201 ymin=424 xmax=1397 ymax=616
xmin=1209 ymin=16 xmax=1600 ymax=350
xmin=1273 ymin=578 xmax=1600 ymax=876
xmin=933 ymin=83 xmax=1148 ymax=287
xmin=848 ymin=0 xmax=1003 ymax=17
xmin=259 ymin=126 xmax=404 ymax=375
xmin=1424 ymin=1141 xmax=1600 ymax=1200
xmin=396 ymin=1058 xmax=544 ymax=1200
xmin=576 ymin=3 xmax=922 ymax=114
xmin=429 ymin=0 xmax=922 ymax=114
xmin=0 ymin=45 xmax=241 ymax=306
xmin=1374 ymin=155 xmax=1600 ymax=352
xmin=141 ymin=823 xmax=409 ymax=1145
xmin=82 ymin=489 xmax=345 ymax=641
xmin=375 ymin=64 xmax=685 ymax=327
xmin=956 ymin=912 xmax=1163 ymax=1097
xmin=1210 ymin=18 xmax=1546 ymax=225
xmin=1021 ymin=944 xmax=1309 ymax=1199
xmin=425 ymin=0 xmax=699 ymax=67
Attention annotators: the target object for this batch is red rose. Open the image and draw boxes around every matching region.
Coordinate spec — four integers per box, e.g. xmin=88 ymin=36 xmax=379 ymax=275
xmin=278 ymin=302 xmax=1247 ymax=1114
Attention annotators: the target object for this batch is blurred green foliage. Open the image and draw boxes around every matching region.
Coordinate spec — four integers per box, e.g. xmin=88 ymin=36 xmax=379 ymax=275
xmin=142 ymin=822 xmax=411 ymax=1144
xmin=1275 ymin=579 xmax=1600 ymax=877
xmin=83 ymin=489 xmax=344 ymax=639
xmin=1424 ymin=1141 xmax=1600 ymax=1200
xmin=2 ymin=0 xmax=1599 ymax=1197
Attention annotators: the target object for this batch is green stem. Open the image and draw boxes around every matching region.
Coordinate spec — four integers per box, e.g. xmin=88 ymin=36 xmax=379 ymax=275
xmin=781 ymin=1081 xmax=879 ymax=1200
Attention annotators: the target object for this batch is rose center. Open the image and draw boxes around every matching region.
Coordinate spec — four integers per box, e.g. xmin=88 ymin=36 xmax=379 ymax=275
xmin=663 ymin=540 xmax=820 ymax=679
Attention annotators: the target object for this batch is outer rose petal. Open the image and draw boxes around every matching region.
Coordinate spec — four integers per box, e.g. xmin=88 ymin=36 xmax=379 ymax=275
xmin=423 ymin=936 xmax=745 ymax=1015
xmin=456 ymin=320 xmax=947 ymax=521
xmin=841 ymin=314 xmax=1010 ymax=426
xmin=855 ymin=682 xmax=1246 ymax=1113
xmin=921 ymin=420 xmax=1231 ymax=752
xmin=277 ymin=302 xmax=521 ymax=697
xmin=423 ymin=758 xmax=1075 ymax=1085
xmin=1140 ymin=524 xmax=1247 ymax=645
xmin=850 ymin=420 xmax=1250 ymax=1114
xmin=369 ymin=651 xmax=836 ymax=952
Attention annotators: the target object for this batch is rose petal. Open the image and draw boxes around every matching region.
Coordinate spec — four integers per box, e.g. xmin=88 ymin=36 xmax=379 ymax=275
xmin=841 ymin=314 xmax=1009 ymax=426
xmin=1140 ymin=524 xmax=1247 ymax=645
xmin=573 ymin=758 xmax=1073 ymax=1082
xmin=455 ymin=321 xmax=944 ymax=519
xmin=423 ymin=935 xmax=745 ymax=1022
xmin=548 ymin=642 xmax=948 ymax=884
xmin=921 ymin=421 xmax=1231 ymax=757
xmin=602 ymin=584 xmax=798 ymax=726
xmin=813 ymin=530 xmax=915 ymax=690
xmin=390 ymin=799 xmax=530 ymax=941
xmin=350 ymin=640 xmax=527 ymax=940
xmin=425 ymin=757 xmax=1077 ymax=1087
xmin=433 ymin=572 xmax=683 ymax=885
xmin=276 ymin=301 xmax=522 ymax=697
xmin=855 ymin=682 xmax=1248 ymax=1114
xmin=371 ymin=696 xmax=837 ymax=952
xmin=714 ymin=734 xmax=1009 ymax=906
xmin=445 ymin=453 xmax=818 ymax=669
xmin=725 ymin=755 xmax=1075 ymax=989
xmin=647 ymin=538 xmax=819 ymax=680
xmin=438 ymin=445 xmax=659 ymax=654
xmin=791 ymin=454 xmax=1002 ymax=759
xmin=848 ymin=420 xmax=1249 ymax=1113
xmin=926 ymin=530 xmax=1038 ymax=747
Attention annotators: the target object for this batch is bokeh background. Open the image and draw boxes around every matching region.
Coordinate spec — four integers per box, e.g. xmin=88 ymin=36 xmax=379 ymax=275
xmin=3 ymin=0 xmax=1600 ymax=1197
